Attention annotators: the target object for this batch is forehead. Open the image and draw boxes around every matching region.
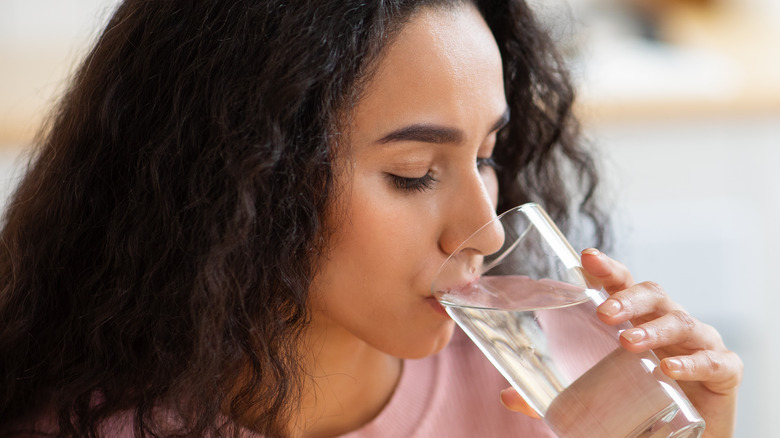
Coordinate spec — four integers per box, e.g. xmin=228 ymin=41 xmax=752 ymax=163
xmin=348 ymin=3 xmax=506 ymax=139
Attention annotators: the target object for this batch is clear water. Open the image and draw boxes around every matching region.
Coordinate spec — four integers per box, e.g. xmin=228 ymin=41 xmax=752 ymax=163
xmin=440 ymin=277 xmax=704 ymax=438
xmin=443 ymin=297 xmax=606 ymax=416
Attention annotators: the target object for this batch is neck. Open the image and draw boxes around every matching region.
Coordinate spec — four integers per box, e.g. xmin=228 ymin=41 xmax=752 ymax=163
xmin=290 ymin=318 xmax=403 ymax=438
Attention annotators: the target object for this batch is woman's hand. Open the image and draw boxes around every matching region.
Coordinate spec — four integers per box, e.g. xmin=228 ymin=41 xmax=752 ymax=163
xmin=500 ymin=248 xmax=743 ymax=438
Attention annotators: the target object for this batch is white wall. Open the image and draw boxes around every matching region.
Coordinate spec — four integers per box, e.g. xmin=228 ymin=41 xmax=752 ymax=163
xmin=591 ymin=116 xmax=779 ymax=437
xmin=0 ymin=0 xmax=121 ymax=145
xmin=0 ymin=0 xmax=119 ymax=43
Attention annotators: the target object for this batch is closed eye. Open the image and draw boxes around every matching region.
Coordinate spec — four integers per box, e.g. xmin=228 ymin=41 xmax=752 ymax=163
xmin=386 ymin=172 xmax=437 ymax=193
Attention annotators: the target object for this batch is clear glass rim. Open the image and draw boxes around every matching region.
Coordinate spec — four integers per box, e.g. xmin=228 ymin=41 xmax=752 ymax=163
xmin=430 ymin=202 xmax=541 ymax=297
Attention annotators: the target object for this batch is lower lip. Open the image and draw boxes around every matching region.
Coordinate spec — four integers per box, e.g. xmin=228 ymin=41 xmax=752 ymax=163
xmin=426 ymin=297 xmax=451 ymax=318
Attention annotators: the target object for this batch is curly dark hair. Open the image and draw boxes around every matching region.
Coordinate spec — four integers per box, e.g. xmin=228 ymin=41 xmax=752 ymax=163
xmin=0 ymin=0 xmax=606 ymax=436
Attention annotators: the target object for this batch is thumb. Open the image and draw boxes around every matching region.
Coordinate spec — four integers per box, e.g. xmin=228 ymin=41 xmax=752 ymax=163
xmin=580 ymin=248 xmax=635 ymax=293
xmin=500 ymin=388 xmax=541 ymax=419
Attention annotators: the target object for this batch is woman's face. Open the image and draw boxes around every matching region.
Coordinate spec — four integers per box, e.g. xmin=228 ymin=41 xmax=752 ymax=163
xmin=309 ymin=3 xmax=508 ymax=358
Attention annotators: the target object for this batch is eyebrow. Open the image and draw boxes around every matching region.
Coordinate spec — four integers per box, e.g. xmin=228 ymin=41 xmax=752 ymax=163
xmin=375 ymin=108 xmax=510 ymax=145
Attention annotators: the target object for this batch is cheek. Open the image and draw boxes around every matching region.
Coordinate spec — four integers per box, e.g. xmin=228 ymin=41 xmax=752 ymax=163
xmin=336 ymin=182 xmax=431 ymax=296
xmin=317 ymin=220 xmax=413 ymax=313
xmin=308 ymin=175 xmax=454 ymax=357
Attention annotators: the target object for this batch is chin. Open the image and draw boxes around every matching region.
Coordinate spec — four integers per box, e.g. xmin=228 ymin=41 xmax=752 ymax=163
xmin=395 ymin=319 xmax=457 ymax=360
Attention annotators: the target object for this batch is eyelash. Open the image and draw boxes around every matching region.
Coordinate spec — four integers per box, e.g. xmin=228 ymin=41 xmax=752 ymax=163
xmin=388 ymin=157 xmax=498 ymax=193
xmin=477 ymin=156 xmax=498 ymax=171
xmin=388 ymin=173 xmax=437 ymax=192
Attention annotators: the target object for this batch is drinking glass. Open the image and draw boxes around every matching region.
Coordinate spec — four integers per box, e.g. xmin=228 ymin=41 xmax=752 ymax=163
xmin=431 ymin=203 xmax=705 ymax=438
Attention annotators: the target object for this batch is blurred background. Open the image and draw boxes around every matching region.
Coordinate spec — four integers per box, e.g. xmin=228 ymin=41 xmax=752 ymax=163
xmin=1 ymin=0 xmax=778 ymax=435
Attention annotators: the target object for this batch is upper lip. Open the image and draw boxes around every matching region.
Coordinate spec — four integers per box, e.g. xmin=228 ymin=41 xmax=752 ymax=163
xmin=431 ymin=275 xmax=480 ymax=299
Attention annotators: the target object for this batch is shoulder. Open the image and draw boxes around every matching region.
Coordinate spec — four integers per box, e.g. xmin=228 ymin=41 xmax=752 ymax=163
xmin=6 ymin=409 xmax=137 ymax=438
xmin=5 ymin=406 xmax=221 ymax=438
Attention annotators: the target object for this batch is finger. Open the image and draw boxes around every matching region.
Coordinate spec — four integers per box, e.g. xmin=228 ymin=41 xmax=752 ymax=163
xmin=500 ymin=388 xmax=540 ymax=419
xmin=661 ymin=350 xmax=744 ymax=395
xmin=617 ymin=311 xmax=723 ymax=353
xmin=596 ymin=281 xmax=680 ymax=325
xmin=580 ymin=248 xmax=635 ymax=293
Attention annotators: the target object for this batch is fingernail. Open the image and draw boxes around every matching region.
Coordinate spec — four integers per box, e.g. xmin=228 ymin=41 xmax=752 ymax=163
xmin=621 ymin=328 xmax=646 ymax=344
xmin=582 ymin=248 xmax=601 ymax=257
xmin=598 ymin=299 xmax=622 ymax=317
xmin=499 ymin=389 xmax=511 ymax=409
xmin=664 ymin=358 xmax=685 ymax=378
xmin=665 ymin=358 xmax=683 ymax=371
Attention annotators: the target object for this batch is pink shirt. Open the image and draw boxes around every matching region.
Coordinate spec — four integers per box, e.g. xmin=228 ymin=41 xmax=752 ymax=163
xmin=340 ymin=328 xmax=554 ymax=437
xmin=15 ymin=328 xmax=553 ymax=437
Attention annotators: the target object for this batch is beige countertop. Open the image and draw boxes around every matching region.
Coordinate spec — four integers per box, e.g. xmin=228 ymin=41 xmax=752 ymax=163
xmin=576 ymin=4 xmax=780 ymax=124
xmin=1 ymin=3 xmax=778 ymax=147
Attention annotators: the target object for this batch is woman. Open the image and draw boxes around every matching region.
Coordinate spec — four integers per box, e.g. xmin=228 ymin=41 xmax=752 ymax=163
xmin=0 ymin=0 xmax=742 ymax=437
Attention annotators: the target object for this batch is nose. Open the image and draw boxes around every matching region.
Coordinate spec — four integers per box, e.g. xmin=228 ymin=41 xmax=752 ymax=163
xmin=438 ymin=170 xmax=505 ymax=258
